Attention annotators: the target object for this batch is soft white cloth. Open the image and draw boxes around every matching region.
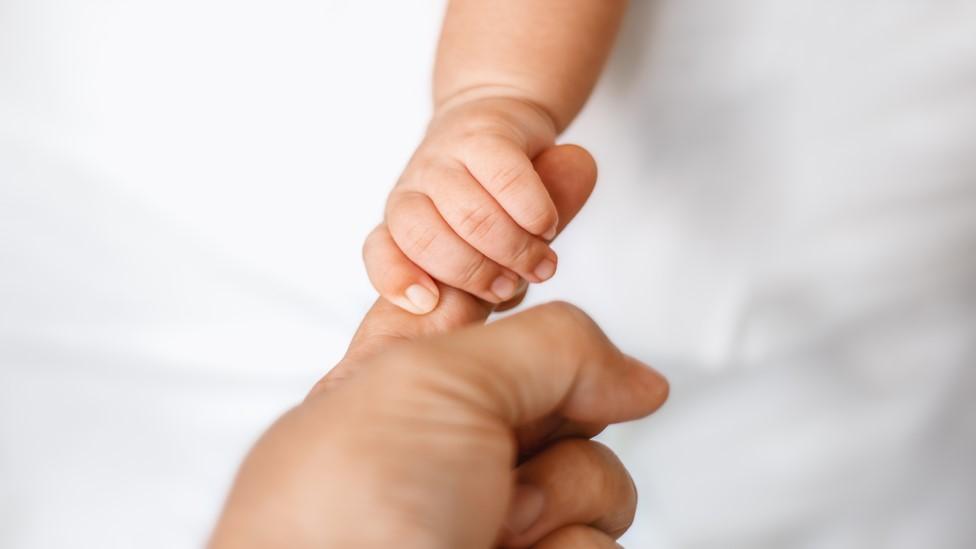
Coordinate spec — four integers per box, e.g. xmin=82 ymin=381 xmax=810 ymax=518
xmin=2 ymin=1 xmax=974 ymax=548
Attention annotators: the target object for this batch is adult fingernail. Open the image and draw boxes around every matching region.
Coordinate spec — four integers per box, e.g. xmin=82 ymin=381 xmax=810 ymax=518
xmin=491 ymin=275 xmax=518 ymax=300
xmin=403 ymin=284 xmax=437 ymax=314
xmin=533 ymin=258 xmax=556 ymax=281
xmin=504 ymin=484 xmax=545 ymax=535
xmin=542 ymin=225 xmax=557 ymax=241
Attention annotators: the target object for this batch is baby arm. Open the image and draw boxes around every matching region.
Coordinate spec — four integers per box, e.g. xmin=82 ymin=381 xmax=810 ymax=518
xmin=364 ymin=0 xmax=627 ymax=313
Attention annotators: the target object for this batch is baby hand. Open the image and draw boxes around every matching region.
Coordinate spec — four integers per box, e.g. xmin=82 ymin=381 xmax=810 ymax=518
xmin=364 ymin=97 xmax=565 ymax=314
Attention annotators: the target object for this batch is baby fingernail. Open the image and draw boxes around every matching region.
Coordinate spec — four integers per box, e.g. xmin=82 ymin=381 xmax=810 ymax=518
xmin=533 ymin=258 xmax=556 ymax=281
xmin=404 ymin=284 xmax=437 ymax=314
xmin=504 ymin=484 xmax=545 ymax=535
xmin=491 ymin=275 xmax=518 ymax=300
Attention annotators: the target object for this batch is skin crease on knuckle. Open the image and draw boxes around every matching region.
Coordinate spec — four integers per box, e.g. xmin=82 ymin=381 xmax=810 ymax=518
xmin=406 ymin=157 xmax=508 ymax=248
xmin=526 ymin=204 xmax=557 ymax=242
xmin=502 ymin=232 xmax=536 ymax=269
xmin=455 ymin=196 xmax=502 ymax=243
xmin=457 ymin=134 xmax=556 ymax=224
xmin=393 ymin=165 xmax=524 ymax=298
xmin=382 ymin=341 xmax=520 ymax=436
xmin=454 ymin=197 xmax=540 ymax=272
xmin=388 ymin=192 xmax=440 ymax=261
xmin=485 ymin=164 xmax=557 ymax=236
xmin=485 ymin=156 xmax=530 ymax=199
xmin=454 ymin=344 xmax=527 ymax=420
xmin=454 ymin=252 xmax=495 ymax=292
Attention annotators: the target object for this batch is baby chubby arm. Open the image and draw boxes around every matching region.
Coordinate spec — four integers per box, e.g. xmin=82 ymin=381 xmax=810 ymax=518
xmin=435 ymin=0 xmax=627 ymax=132
xmin=364 ymin=0 xmax=626 ymax=314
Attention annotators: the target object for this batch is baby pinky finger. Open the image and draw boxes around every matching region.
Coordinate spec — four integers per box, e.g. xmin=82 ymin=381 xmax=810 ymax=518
xmin=363 ymin=224 xmax=440 ymax=315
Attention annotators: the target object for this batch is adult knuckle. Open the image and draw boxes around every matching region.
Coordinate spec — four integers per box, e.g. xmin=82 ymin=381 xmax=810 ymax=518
xmin=555 ymin=440 xmax=634 ymax=534
xmin=528 ymin=301 xmax=609 ymax=358
xmin=573 ymin=440 xmax=614 ymax=478
xmin=540 ymin=301 xmax=598 ymax=335
xmin=582 ymin=441 xmax=636 ymax=536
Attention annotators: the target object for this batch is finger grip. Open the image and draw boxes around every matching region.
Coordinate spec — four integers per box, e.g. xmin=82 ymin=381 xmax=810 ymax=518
xmin=362 ymin=224 xmax=440 ymax=314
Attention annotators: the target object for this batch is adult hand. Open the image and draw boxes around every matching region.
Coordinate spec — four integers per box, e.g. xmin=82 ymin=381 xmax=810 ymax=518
xmin=210 ymin=302 xmax=669 ymax=548
xmin=209 ymin=146 xmax=670 ymax=548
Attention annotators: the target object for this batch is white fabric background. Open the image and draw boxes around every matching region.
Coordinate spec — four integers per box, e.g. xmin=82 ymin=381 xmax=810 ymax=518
xmin=2 ymin=1 xmax=975 ymax=548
